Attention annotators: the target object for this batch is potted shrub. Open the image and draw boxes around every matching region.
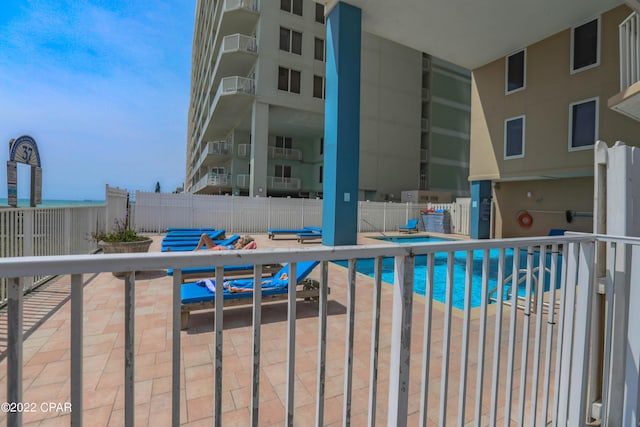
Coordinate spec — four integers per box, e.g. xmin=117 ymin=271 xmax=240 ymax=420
xmin=92 ymin=219 xmax=152 ymax=277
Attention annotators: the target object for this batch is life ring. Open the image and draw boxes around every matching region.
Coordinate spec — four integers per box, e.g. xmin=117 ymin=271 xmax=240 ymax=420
xmin=517 ymin=211 xmax=533 ymax=228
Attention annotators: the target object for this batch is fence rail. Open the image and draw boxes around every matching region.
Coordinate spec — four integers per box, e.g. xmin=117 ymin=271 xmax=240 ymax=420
xmin=133 ymin=192 xmax=471 ymax=235
xmin=0 ymin=233 xmax=613 ymax=426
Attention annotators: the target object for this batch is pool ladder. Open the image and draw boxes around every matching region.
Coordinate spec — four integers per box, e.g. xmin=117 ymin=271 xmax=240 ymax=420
xmin=487 ymin=266 xmax=558 ymax=313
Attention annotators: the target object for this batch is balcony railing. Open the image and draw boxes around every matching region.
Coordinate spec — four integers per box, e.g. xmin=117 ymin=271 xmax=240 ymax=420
xmin=235 ymin=175 xmax=301 ymax=191
xmin=268 ymin=176 xmax=301 ymax=191
xmin=2 ymin=233 xmax=632 ymax=425
xmin=620 ymin=11 xmax=640 ymax=91
xmin=222 ymin=33 xmax=257 ymax=54
xmin=195 ymin=140 xmax=233 ymax=168
xmin=421 ymin=117 xmax=429 ymax=131
xmin=268 ymin=146 xmax=303 ymax=161
xmin=208 ymin=76 xmax=255 ymax=118
xmin=224 ymin=0 xmax=258 ymax=12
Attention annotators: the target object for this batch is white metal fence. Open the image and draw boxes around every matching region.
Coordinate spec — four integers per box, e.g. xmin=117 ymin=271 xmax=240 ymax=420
xmin=0 ymin=233 xmax=622 ymax=425
xmin=133 ymin=191 xmax=471 ymax=235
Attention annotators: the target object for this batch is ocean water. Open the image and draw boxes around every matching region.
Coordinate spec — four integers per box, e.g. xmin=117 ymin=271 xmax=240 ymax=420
xmin=0 ymin=198 xmax=104 ymax=208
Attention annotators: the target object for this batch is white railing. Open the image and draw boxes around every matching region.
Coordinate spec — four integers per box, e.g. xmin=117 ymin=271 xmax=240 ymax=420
xmin=224 ymin=0 xmax=258 ymax=13
xmin=268 ymin=146 xmax=303 ymax=160
xmin=268 ymin=176 xmax=301 ymax=191
xmin=208 ymin=76 xmax=255 ymax=118
xmin=105 ymin=185 xmax=129 ymax=232
xmin=133 ymin=191 xmax=471 ymax=235
xmin=1 ymin=234 xmax=619 ymax=425
xmin=620 ymin=12 xmax=640 ymax=91
xmin=0 ymin=205 xmax=105 ymax=304
xmin=222 ymin=33 xmax=257 ymax=54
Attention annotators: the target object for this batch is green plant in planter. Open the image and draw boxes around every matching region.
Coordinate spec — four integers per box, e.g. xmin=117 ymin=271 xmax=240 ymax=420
xmin=92 ymin=218 xmax=147 ymax=243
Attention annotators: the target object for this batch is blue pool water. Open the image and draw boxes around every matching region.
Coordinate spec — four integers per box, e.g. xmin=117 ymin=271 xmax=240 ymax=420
xmin=334 ymin=236 xmax=562 ymax=309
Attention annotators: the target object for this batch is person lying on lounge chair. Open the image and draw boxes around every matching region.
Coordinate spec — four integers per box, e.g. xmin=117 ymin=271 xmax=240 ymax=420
xmin=194 ymin=234 xmax=256 ymax=251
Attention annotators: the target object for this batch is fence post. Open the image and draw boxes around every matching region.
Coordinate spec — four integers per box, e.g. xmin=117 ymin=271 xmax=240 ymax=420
xmin=387 ymin=254 xmax=414 ymax=425
xmin=22 ymin=210 xmax=34 ymax=291
xmin=383 ymin=203 xmax=387 ymax=233
xmin=64 ymin=208 xmax=72 ymax=254
xmin=358 ymin=202 xmax=362 ymax=233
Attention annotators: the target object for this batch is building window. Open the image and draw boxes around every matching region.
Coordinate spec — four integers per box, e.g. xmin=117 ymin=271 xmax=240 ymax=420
xmin=569 ymin=97 xmax=598 ymax=151
xmin=211 ymin=167 xmax=225 ymax=175
xmin=571 ymin=17 xmax=600 ymax=73
xmin=506 ymin=49 xmax=525 ymax=94
xmin=278 ymin=67 xmax=301 ymax=93
xmin=313 ymin=75 xmax=325 ymax=99
xmin=504 ymin=115 xmax=525 ymax=159
xmin=314 ymin=38 xmax=325 ymax=61
xmin=275 ymin=136 xmax=293 ymax=149
xmin=319 ymin=165 xmax=323 ymax=183
xmin=279 ymin=27 xmax=302 ymax=55
xmin=281 ymin=0 xmax=302 ymax=16
xmin=275 ymin=164 xmax=292 ymax=178
xmin=320 ymin=137 xmax=324 ymax=155
xmin=315 ymin=2 xmax=325 ymax=23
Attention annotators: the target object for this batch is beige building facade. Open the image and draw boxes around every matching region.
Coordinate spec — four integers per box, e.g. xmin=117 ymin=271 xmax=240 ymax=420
xmin=470 ymin=4 xmax=640 ymax=237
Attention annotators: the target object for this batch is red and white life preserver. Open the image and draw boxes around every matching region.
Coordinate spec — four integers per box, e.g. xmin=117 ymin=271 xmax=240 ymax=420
xmin=517 ymin=211 xmax=533 ymax=228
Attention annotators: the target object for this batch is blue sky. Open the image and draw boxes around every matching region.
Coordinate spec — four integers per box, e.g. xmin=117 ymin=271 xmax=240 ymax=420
xmin=0 ymin=0 xmax=195 ymax=200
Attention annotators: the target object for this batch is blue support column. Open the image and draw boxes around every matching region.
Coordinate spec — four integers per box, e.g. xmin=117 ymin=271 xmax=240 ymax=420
xmin=470 ymin=180 xmax=492 ymax=239
xmin=322 ymin=2 xmax=361 ymax=246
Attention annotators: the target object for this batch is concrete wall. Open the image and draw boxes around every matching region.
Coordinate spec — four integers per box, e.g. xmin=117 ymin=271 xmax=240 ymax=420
xmin=359 ymin=32 xmax=422 ymax=201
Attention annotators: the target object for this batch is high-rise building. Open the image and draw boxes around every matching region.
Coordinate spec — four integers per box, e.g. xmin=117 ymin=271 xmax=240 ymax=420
xmin=186 ymin=0 xmax=471 ymax=201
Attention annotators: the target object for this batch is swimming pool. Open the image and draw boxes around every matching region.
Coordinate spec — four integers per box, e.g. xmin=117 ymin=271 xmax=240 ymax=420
xmin=334 ymin=236 xmax=562 ymax=309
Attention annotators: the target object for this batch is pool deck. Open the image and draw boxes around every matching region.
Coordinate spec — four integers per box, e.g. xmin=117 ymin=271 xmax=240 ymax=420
xmin=0 ymin=232 xmax=550 ymax=426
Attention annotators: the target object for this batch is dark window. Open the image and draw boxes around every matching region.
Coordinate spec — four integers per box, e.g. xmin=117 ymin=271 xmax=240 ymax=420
xmin=291 ymin=30 xmax=302 ymax=55
xmin=278 ymin=67 xmax=301 ymax=94
xmin=290 ymin=69 xmax=301 ymax=93
xmin=570 ymin=99 xmax=597 ymax=149
xmin=278 ymin=67 xmax=289 ymax=91
xmin=314 ymin=38 xmax=324 ymax=61
xmin=319 ymin=165 xmax=323 ymax=183
xmin=505 ymin=116 xmax=524 ymax=158
xmin=280 ymin=0 xmax=291 ymax=12
xmin=313 ymin=75 xmax=324 ymax=99
xmin=275 ymin=136 xmax=293 ymax=149
xmin=292 ymin=0 xmax=303 ymax=16
xmin=506 ymin=50 xmax=525 ymax=93
xmin=279 ymin=27 xmax=290 ymax=51
xmin=275 ymin=165 xmax=292 ymax=178
xmin=315 ymin=3 xmax=325 ymax=23
xmin=280 ymin=28 xmax=302 ymax=55
xmin=320 ymin=137 xmax=324 ymax=155
xmin=573 ymin=18 xmax=598 ymax=71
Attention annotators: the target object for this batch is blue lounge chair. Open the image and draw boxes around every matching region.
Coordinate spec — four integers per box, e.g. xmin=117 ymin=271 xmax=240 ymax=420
xmin=161 ymin=231 xmax=231 ymax=252
xmin=180 ymin=261 xmax=321 ymax=329
xmin=167 ymin=260 xmax=282 ymax=280
xmin=398 ymin=219 xmax=419 ymax=233
xmin=297 ymin=232 xmax=322 ymax=243
xmin=268 ymin=227 xmax=322 ymax=239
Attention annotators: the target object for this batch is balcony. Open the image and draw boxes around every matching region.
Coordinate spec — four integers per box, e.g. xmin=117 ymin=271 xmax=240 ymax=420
xmin=268 ymin=146 xmax=303 ymax=161
xmin=193 ymin=140 xmax=233 ymax=171
xmin=208 ymin=34 xmax=258 ymax=96
xmin=218 ymin=0 xmax=259 ymax=39
xmin=202 ymin=76 xmax=255 ymax=139
xmin=235 ymin=174 xmax=302 ymax=191
xmin=268 ymin=176 xmax=301 ymax=191
xmin=192 ymin=172 xmax=234 ymax=193
xmin=609 ymin=12 xmax=640 ymax=120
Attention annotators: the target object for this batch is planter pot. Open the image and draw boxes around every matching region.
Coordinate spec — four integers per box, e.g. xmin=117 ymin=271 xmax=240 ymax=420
xmin=98 ymin=237 xmax=153 ymax=277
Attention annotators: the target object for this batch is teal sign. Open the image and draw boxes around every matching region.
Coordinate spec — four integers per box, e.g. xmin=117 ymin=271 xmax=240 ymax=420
xmin=7 ymin=135 xmax=42 ymax=207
